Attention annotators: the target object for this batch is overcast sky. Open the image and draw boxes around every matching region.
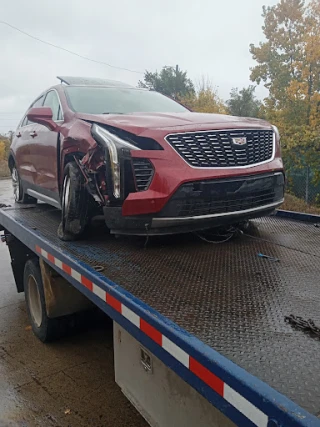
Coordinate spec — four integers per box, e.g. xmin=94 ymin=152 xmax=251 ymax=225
xmin=0 ymin=0 xmax=278 ymax=134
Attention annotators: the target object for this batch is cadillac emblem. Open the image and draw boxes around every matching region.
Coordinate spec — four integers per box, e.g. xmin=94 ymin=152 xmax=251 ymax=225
xmin=232 ymin=137 xmax=247 ymax=145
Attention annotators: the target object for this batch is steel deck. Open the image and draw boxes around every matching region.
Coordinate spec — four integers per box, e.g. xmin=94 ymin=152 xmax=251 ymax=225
xmin=1 ymin=203 xmax=320 ymax=425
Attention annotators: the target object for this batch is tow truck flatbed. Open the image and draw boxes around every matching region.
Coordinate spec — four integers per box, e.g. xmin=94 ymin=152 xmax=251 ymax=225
xmin=0 ymin=201 xmax=319 ymax=426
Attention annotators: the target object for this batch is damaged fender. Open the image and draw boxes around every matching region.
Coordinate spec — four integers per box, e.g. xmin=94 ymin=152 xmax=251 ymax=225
xmin=59 ymin=120 xmax=107 ymax=204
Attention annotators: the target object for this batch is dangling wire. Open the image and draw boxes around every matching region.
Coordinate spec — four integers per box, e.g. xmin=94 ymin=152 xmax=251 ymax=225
xmin=144 ymin=223 xmax=150 ymax=249
xmin=194 ymin=231 xmax=235 ymax=244
xmin=194 ymin=226 xmax=238 ymax=244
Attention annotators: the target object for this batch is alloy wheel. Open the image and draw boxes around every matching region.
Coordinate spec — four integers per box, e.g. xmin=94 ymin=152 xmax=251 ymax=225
xmin=61 ymin=175 xmax=71 ymax=230
xmin=11 ymin=167 xmax=20 ymax=201
xmin=27 ymin=275 xmax=43 ymax=328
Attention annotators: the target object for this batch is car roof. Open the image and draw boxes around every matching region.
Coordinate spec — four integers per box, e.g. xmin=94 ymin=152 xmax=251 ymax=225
xmin=57 ymin=76 xmax=134 ymax=88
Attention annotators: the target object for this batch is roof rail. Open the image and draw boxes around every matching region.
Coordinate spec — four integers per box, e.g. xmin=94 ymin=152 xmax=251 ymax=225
xmin=56 ymin=76 xmax=134 ymax=87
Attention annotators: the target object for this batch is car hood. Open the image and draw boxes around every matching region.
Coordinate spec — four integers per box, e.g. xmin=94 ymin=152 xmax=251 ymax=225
xmin=75 ymin=112 xmax=272 ymax=136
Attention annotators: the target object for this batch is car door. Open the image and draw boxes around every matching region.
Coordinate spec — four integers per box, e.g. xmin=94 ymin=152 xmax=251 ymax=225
xmin=32 ymin=90 xmax=63 ymax=200
xmin=14 ymin=96 xmax=45 ymax=187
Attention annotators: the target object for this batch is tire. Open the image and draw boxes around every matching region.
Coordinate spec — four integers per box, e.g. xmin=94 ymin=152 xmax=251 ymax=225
xmin=58 ymin=162 xmax=89 ymax=241
xmin=11 ymin=165 xmax=37 ymax=204
xmin=24 ymin=259 xmax=70 ymax=342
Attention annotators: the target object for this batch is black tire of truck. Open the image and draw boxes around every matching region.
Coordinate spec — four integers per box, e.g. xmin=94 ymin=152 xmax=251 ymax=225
xmin=24 ymin=259 xmax=72 ymax=342
xmin=58 ymin=161 xmax=89 ymax=241
xmin=11 ymin=165 xmax=37 ymax=204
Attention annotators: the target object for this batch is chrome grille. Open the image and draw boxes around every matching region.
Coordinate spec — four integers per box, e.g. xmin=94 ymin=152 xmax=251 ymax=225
xmin=166 ymin=129 xmax=274 ymax=168
xmin=132 ymin=159 xmax=154 ymax=191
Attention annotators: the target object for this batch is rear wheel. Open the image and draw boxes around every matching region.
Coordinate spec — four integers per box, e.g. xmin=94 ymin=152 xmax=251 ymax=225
xmin=58 ymin=162 xmax=89 ymax=241
xmin=24 ymin=259 xmax=69 ymax=342
xmin=11 ymin=165 xmax=37 ymax=204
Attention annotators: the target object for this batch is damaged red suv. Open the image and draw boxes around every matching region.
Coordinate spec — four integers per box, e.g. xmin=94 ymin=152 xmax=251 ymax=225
xmin=9 ymin=76 xmax=284 ymax=240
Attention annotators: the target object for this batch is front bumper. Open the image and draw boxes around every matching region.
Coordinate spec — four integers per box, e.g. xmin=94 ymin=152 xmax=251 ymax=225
xmin=104 ymin=172 xmax=285 ymax=235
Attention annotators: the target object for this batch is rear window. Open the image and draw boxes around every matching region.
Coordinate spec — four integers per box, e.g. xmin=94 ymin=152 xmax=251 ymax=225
xmin=64 ymin=86 xmax=188 ymax=114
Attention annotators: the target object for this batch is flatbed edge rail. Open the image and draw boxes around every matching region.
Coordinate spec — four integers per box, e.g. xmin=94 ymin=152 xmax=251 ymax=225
xmin=0 ymin=207 xmax=319 ymax=427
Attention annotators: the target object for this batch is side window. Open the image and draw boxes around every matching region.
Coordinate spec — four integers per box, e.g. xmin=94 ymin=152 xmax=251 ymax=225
xmin=32 ymin=96 xmax=45 ymax=108
xmin=21 ymin=116 xmax=28 ymax=127
xmin=24 ymin=95 xmax=45 ymax=126
xmin=43 ymin=91 xmax=62 ymax=121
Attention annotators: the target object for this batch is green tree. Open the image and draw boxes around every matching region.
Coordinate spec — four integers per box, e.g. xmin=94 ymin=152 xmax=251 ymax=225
xmin=250 ymin=0 xmax=320 ymax=184
xmin=250 ymin=0 xmax=306 ymax=105
xmin=0 ymin=135 xmax=10 ymax=160
xmin=226 ymin=86 xmax=262 ymax=117
xmin=0 ymin=134 xmax=11 ymax=177
xmin=138 ymin=65 xmax=195 ymax=100
xmin=182 ymin=78 xmax=226 ymax=114
xmin=0 ymin=141 xmax=5 ymax=160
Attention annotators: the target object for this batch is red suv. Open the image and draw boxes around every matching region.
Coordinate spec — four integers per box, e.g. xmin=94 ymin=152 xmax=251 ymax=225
xmin=9 ymin=76 xmax=284 ymax=240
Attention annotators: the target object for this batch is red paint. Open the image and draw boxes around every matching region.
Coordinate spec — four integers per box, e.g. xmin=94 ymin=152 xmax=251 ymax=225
xmin=189 ymin=357 xmax=224 ymax=396
xmin=47 ymin=253 xmax=55 ymax=264
xmin=35 ymin=245 xmax=41 ymax=254
xmin=10 ymin=80 xmax=284 ymax=235
xmin=140 ymin=319 xmax=162 ymax=346
xmin=81 ymin=276 xmax=93 ymax=291
xmin=106 ymin=293 xmax=122 ymax=313
xmin=123 ymin=153 xmax=283 ymax=216
xmin=27 ymin=107 xmax=57 ymax=131
xmin=62 ymin=263 xmax=72 ymax=275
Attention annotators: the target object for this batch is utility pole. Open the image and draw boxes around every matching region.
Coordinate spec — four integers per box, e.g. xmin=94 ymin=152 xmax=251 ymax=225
xmin=175 ymin=64 xmax=179 ymax=100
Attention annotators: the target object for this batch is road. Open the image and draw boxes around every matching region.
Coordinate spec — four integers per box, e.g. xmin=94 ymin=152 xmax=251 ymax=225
xmin=0 ymin=179 xmax=147 ymax=427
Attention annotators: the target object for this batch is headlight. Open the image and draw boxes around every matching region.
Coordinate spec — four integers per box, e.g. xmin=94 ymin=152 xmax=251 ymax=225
xmin=271 ymin=125 xmax=280 ymax=143
xmin=92 ymin=124 xmax=140 ymax=199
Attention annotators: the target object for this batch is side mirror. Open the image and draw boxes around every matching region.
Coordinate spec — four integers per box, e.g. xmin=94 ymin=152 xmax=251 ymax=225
xmin=27 ymin=107 xmax=59 ymax=131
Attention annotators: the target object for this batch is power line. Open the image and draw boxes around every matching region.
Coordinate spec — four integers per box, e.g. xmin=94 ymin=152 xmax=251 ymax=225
xmin=0 ymin=21 xmax=144 ymax=75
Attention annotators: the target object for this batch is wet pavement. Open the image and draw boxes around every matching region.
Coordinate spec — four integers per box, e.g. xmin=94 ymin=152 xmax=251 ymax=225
xmin=0 ymin=179 xmax=147 ymax=427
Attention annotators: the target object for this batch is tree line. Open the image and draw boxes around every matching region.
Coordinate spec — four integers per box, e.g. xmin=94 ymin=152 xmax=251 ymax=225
xmin=138 ymin=0 xmax=320 ymax=185
xmin=0 ymin=137 xmax=10 ymax=161
xmin=0 ymin=136 xmax=10 ymax=177
xmin=138 ymin=67 xmax=261 ymax=118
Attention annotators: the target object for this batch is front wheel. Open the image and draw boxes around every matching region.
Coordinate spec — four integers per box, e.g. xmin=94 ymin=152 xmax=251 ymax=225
xmin=58 ymin=162 xmax=89 ymax=241
xmin=11 ymin=166 xmax=37 ymax=204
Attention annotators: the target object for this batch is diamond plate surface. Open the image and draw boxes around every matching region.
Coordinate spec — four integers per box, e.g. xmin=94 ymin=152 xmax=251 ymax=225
xmin=4 ymin=205 xmax=320 ymax=415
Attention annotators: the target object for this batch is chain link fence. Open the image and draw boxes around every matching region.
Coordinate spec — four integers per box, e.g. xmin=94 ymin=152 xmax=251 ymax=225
xmin=286 ymin=166 xmax=320 ymax=204
xmin=283 ymin=162 xmax=320 ymax=214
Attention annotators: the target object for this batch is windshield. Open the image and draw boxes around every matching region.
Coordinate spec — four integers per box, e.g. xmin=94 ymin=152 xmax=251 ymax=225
xmin=64 ymin=86 xmax=188 ymax=114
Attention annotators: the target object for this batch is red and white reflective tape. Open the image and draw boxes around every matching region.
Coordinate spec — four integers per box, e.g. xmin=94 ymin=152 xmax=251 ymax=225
xmin=36 ymin=245 xmax=268 ymax=427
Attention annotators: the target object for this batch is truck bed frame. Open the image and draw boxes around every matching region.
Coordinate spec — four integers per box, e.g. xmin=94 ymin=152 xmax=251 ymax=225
xmin=0 ymin=202 xmax=319 ymax=427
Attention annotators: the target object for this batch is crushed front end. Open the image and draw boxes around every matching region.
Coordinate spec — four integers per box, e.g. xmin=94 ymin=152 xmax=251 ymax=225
xmin=86 ymin=122 xmax=285 ymax=235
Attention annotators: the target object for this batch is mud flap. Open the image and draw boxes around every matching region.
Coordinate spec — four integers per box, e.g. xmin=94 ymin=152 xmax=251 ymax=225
xmin=39 ymin=259 xmax=93 ymax=318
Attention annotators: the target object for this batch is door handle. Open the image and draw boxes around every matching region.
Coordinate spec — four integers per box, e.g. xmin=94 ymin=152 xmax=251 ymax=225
xmin=16 ymin=131 xmax=21 ymax=138
xmin=30 ymin=131 xmax=37 ymax=138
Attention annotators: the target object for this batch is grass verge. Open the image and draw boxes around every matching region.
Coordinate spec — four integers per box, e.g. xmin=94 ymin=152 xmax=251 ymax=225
xmin=281 ymin=193 xmax=320 ymax=215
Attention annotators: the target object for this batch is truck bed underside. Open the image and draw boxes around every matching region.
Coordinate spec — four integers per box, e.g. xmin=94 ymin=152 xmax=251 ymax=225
xmin=2 ymin=204 xmax=320 ymax=416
